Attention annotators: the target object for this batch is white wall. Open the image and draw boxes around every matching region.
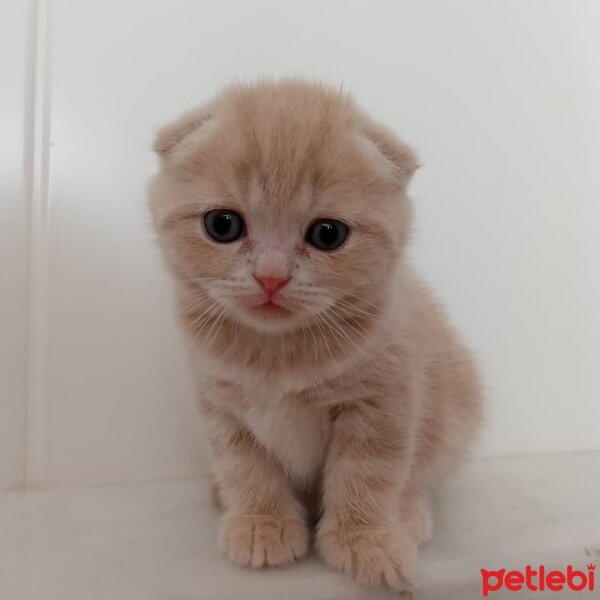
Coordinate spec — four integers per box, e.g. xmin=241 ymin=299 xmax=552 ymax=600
xmin=0 ymin=0 xmax=29 ymax=489
xmin=2 ymin=0 xmax=599 ymax=489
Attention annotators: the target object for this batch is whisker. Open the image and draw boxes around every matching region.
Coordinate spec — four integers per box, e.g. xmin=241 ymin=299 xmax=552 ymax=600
xmin=204 ymin=305 xmax=228 ymax=349
xmin=320 ymin=309 xmax=366 ymax=355
xmin=187 ymin=299 xmax=218 ymax=329
xmin=299 ymin=317 xmax=309 ymax=372
xmin=305 ymin=318 xmax=319 ymax=364
xmin=313 ymin=314 xmax=340 ymax=373
xmin=232 ymin=314 xmax=239 ymax=345
xmin=190 ymin=302 xmax=222 ymax=339
xmin=327 ymin=287 xmax=383 ymax=310
xmin=215 ymin=282 xmax=250 ymax=291
xmin=334 ymin=297 xmax=378 ymax=319
xmin=181 ymin=296 xmax=214 ymax=314
xmin=221 ymin=291 xmax=258 ymax=301
xmin=329 ymin=303 xmax=372 ymax=337
xmin=318 ymin=312 xmax=347 ymax=356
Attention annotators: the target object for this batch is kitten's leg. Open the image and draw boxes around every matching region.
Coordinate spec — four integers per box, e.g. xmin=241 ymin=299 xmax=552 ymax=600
xmin=401 ymin=485 xmax=433 ymax=546
xmin=317 ymin=401 xmax=417 ymax=590
xmin=206 ymin=406 xmax=309 ymax=568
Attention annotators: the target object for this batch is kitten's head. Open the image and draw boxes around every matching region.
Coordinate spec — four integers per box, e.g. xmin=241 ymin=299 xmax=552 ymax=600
xmin=149 ymin=80 xmax=418 ymax=335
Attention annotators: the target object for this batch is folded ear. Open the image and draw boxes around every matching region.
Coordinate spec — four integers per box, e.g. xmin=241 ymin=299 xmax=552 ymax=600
xmin=153 ymin=105 xmax=213 ymax=156
xmin=360 ymin=117 xmax=420 ymax=184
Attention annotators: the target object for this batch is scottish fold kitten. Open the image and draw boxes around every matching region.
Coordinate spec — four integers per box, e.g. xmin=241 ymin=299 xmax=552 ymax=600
xmin=149 ymin=80 xmax=482 ymax=591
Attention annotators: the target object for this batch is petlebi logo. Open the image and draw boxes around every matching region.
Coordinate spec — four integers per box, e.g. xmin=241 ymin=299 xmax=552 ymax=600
xmin=481 ymin=563 xmax=596 ymax=597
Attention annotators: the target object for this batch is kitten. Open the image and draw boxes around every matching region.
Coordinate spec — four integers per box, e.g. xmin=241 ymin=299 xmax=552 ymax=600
xmin=148 ymin=80 xmax=482 ymax=590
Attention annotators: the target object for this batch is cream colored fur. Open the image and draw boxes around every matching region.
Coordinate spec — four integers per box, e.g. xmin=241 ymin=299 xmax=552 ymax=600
xmin=148 ymin=79 xmax=482 ymax=591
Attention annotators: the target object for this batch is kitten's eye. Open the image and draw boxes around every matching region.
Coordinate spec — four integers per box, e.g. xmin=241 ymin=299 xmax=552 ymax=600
xmin=203 ymin=209 xmax=245 ymax=243
xmin=305 ymin=219 xmax=349 ymax=251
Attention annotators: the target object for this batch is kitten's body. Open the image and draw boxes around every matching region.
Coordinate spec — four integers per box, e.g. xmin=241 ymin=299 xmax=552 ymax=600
xmin=150 ymin=80 xmax=482 ymax=590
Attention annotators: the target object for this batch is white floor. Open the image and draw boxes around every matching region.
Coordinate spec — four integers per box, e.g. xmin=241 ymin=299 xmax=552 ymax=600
xmin=1 ymin=452 xmax=599 ymax=600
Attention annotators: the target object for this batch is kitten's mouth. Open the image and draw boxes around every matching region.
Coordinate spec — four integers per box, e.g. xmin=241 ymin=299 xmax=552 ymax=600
xmin=251 ymin=299 xmax=292 ymax=317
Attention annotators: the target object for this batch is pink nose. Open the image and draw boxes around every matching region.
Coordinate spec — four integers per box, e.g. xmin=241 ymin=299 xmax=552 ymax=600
xmin=253 ymin=275 xmax=290 ymax=296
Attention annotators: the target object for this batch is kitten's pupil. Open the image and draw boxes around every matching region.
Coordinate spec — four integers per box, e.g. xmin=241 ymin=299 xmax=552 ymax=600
xmin=319 ymin=223 xmax=337 ymax=245
xmin=214 ymin=214 xmax=233 ymax=236
xmin=203 ymin=209 xmax=245 ymax=243
xmin=306 ymin=219 xmax=349 ymax=251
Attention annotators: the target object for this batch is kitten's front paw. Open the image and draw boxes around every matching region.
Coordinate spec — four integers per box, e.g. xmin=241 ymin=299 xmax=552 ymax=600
xmin=317 ymin=524 xmax=416 ymax=590
xmin=219 ymin=512 xmax=309 ymax=568
xmin=402 ymin=491 xmax=434 ymax=547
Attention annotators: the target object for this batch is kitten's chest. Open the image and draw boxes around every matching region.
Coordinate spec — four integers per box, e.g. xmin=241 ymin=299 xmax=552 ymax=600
xmin=236 ymin=386 xmax=330 ymax=484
